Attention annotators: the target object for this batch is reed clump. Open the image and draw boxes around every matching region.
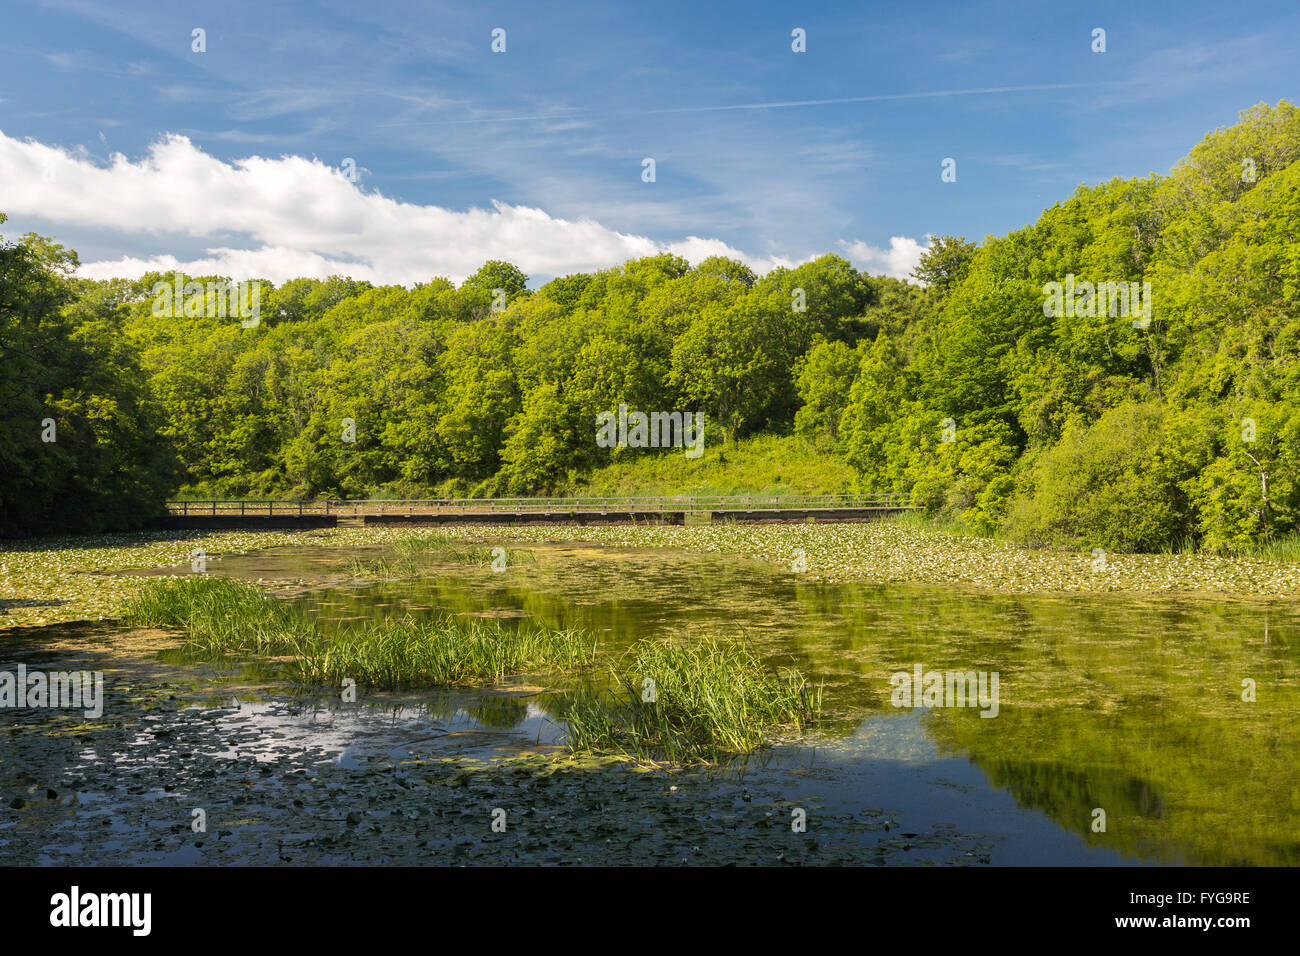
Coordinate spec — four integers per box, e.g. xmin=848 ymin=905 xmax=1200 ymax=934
xmin=122 ymin=576 xmax=592 ymax=688
xmin=560 ymin=636 xmax=823 ymax=764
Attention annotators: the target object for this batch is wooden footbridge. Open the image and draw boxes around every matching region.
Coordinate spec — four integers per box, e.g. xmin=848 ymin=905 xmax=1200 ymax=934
xmin=155 ymin=494 xmax=916 ymax=529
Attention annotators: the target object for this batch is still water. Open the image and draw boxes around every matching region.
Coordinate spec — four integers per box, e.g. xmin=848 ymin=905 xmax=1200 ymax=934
xmin=2 ymin=539 xmax=1296 ymax=866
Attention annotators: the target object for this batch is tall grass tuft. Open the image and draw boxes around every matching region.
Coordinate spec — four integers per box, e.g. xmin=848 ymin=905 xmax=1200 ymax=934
xmin=121 ymin=576 xmax=289 ymax=631
xmin=290 ymin=615 xmax=594 ymax=687
xmin=560 ymin=636 xmax=823 ymax=765
xmin=1244 ymin=532 xmax=1300 ymax=563
xmin=121 ymin=576 xmax=593 ymax=688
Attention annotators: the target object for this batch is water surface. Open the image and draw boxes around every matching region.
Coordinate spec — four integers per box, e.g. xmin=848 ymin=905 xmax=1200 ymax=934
xmin=2 ymin=539 xmax=1296 ymax=865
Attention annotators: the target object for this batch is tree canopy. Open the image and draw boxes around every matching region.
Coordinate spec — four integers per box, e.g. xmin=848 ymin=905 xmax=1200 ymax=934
xmin=2 ymin=101 xmax=1298 ymax=551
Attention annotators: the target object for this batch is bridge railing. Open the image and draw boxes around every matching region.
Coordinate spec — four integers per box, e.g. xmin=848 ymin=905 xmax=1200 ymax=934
xmin=165 ymin=493 xmax=916 ymax=516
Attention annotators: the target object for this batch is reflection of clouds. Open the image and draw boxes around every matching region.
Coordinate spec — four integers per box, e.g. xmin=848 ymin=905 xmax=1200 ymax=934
xmin=93 ymin=692 xmax=559 ymax=775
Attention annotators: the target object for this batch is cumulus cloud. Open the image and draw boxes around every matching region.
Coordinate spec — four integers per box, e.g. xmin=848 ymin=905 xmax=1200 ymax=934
xmin=660 ymin=235 xmax=805 ymax=276
xmin=837 ymin=235 xmax=930 ymax=280
xmin=0 ymin=130 xmax=924 ymax=286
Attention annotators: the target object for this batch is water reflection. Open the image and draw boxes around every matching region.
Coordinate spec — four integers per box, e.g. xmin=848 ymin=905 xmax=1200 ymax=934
xmin=205 ymin=540 xmax=1300 ymax=866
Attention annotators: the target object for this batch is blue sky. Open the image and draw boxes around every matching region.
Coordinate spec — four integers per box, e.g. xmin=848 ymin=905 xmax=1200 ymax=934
xmin=1 ymin=0 xmax=1296 ymax=286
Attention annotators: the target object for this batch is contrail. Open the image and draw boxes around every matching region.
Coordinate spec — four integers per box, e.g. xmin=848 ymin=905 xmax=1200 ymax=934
xmin=644 ymin=81 xmax=1128 ymax=114
xmin=379 ymin=80 xmax=1128 ymax=128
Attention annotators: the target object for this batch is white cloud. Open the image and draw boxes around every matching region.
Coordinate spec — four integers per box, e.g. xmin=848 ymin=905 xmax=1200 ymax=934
xmin=837 ymin=235 xmax=930 ymax=280
xmin=74 ymin=248 xmax=391 ymax=286
xmin=662 ymin=236 xmax=805 ymax=275
xmin=0 ymin=130 xmax=925 ymax=286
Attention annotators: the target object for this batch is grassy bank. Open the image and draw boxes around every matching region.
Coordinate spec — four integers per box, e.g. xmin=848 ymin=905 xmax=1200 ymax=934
xmin=561 ymin=433 xmax=859 ymax=497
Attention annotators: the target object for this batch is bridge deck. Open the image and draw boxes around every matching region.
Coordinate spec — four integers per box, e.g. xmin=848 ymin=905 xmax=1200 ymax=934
xmin=157 ymin=496 xmax=915 ymax=528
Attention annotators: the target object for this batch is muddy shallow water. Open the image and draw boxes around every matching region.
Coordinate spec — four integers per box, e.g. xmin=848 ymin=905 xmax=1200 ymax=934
xmin=2 ymin=539 xmax=1297 ymax=865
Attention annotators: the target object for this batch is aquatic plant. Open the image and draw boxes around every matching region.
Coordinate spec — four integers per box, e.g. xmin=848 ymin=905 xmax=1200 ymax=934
xmin=290 ymin=615 xmax=594 ymax=687
xmin=560 ymin=636 xmax=823 ymax=764
xmin=1247 ymin=532 xmax=1300 ymax=564
xmin=119 ymin=575 xmax=283 ymax=629
xmin=11 ymin=516 xmax=1300 ymax=633
xmin=430 ymin=522 xmax=1300 ymax=596
xmin=347 ymin=534 xmax=535 ymax=579
xmin=121 ymin=576 xmax=594 ymax=688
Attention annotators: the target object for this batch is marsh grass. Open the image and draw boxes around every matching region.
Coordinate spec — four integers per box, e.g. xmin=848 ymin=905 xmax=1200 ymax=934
xmin=1242 ymin=532 xmax=1300 ymax=563
xmin=886 ymin=508 xmax=993 ymax=538
xmin=560 ymin=636 xmax=823 ymax=764
xmin=119 ymin=575 xmax=285 ymax=630
xmin=1158 ymin=535 xmax=1202 ymax=556
xmin=291 ymin=616 xmax=595 ymax=687
xmin=347 ymin=534 xmax=536 ymax=579
xmin=121 ymin=576 xmax=593 ymax=688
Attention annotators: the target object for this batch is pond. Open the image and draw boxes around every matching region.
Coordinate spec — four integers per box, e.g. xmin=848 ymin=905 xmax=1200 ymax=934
xmin=2 ymin=538 xmax=1296 ymax=866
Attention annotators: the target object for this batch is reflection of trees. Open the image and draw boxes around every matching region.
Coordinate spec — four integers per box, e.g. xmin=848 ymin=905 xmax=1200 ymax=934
xmin=771 ymin=580 xmax=1300 ymax=866
xmin=927 ymin=669 xmax=1300 ymax=864
xmin=274 ymin=546 xmax=1300 ymax=865
xmin=468 ymin=696 xmax=528 ymax=729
